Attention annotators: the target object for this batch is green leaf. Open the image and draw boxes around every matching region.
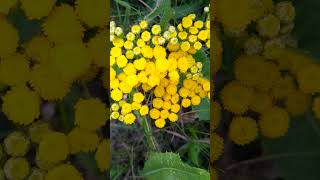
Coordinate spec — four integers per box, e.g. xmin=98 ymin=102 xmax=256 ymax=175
xmin=145 ymin=0 xmax=172 ymax=23
xmin=172 ymin=0 xmax=205 ymax=19
xmin=193 ymin=50 xmax=210 ymax=79
xmin=141 ymin=152 xmax=210 ymax=180
xmin=160 ymin=6 xmax=174 ymax=30
xmin=192 ymin=98 xmax=210 ymax=121
xmin=262 ymin=112 xmax=320 ymax=180
xmin=114 ymin=0 xmax=132 ymax=28
xmin=293 ymin=0 xmax=320 ymax=60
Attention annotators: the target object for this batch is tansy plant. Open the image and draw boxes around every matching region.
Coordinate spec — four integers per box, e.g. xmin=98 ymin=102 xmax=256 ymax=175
xmin=109 ymin=7 xmax=211 ymax=128
xmin=212 ymin=0 xmax=320 ymax=179
xmin=0 ymin=0 xmax=109 ymax=179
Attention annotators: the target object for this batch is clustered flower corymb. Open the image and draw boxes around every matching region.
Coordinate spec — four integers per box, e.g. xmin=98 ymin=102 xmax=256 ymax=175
xmin=0 ymin=0 xmax=109 ymax=179
xmin=110 ymin=6 xmax=211 ymax=128
xmin=211 ymin=0 xmax=320 ymax=179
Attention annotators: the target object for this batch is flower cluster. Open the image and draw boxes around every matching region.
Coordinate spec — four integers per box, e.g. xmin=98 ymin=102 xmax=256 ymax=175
xmin=110 ymin=7 xmax=211 ymax=128
xmin=0 ymin=0 xmax=109 ymax=179
xmin=212 ymin=0 xmax=320 ymax=178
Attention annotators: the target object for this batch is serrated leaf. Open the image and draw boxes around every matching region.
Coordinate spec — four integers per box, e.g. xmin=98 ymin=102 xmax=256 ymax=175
xmin=141 ymin=152 xmax=210 ymax=180
xmin=192 ymin=98 xmax=210 ymax=121
xmin=160 ymin=7 xmax=174 ymax=30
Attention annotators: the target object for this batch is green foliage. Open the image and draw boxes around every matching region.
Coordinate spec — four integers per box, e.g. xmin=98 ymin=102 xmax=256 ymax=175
xmin=192 ymin=98 xmax=210 ymax=121
xmin=192 ymin=49 xmax=210 ymax=78
xmin=141 ymin=152 xmax=210 ymax=180
xmin=263 ymin=112 xmax=320 ymax=180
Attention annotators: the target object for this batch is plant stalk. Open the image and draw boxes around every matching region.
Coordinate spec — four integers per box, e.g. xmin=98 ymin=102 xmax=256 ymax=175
xmin=140 ymin=116 xmax=158 ymax=151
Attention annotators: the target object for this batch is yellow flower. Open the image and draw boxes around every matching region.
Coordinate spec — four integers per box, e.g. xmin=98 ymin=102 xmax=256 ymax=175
xmin=181 ymin=98 xmax=191 ymax=108
xmin=4 ymin=131 xmax=30 ymax=157
xmin=25 ymin=36 xmax=52 ymax=63
xmin=2 ymin=86 xmax=40 ymax=125
xmin=140 ymin=105 xmax=149 ymax=116
xmin=38 ymin=132 xmax=69 ymax=164
xmin=140 ymin=20 xmax=148 ymax=29
xmin=285 ymin=90 xmax=311 ymax=116
xmin=171 ymin=94 xmax=180 ymax=104
xmin=182 ymin=17 xmax=193 ymax=28
xmin=28 ymin=168 xmax=46 ymax=180
xmin=116 ymin=55 xmax=128 ymax=68
xmin=124 ymin=40 xmax=134 ymax=49
xmin=0 ymin=0 xmax=17 ymax=14
xmin=152 ymin=98 xmax=163 ymax=109
xmin=194 ymin=20 xmax=204 ymax=29
xmin=75 ymin=98 xmax=107 ymax=131
xmin=168 ymin=113 xmax=178 ymax=122
xmin=21 ymin=0 xmax=55 ymax=19
xmin=229 ymin=117 xmax=258 ymax=145
xmin=87 ymin=30 xmax=107 ymax=67
xmin=111 ymin=47 xmax=122 ymax=57
xmin=133 ymin=92 xmax=145 ymax=103
xmin=221 ymin=81 xmax=253 ymax=114
xmin=259 ymin=107 xmax=289 ymax=138
xmin=210 ymin=133 xmax=224 ymax=161
xmin=50 ymin=42 xmax=91 ymax=81
xmin=147 ymin=74 xmax=160 ymax=87
xmin=67 ymin=127 xmax=99 ymax=154
xmin=111 ymin=112 xmax=120 ymax=119
xmin=193 ymin=41 xmax=202 ymax=50
xmin=121 ymin=103 xmax=132 ymax=115
xmin=4 ymin=158 xmax=30 ymax=180
xmin=75 ymin=0 xmax=106 ymax=27
xmin=151 ymin=25 xmax=161 ymax=35
xmin=198 ymin=30 xmax=209 ymax=41
xmin=111 ymin=89 xmax=123 ymax=101
xmin=133 ymin=58 xmax=147 ymax=70
xmin=179 ymin=87 xmax=190 ymax=98
xmin=171 ymin=104 xmax=181 ymax=113
xmin=296 ymin=64 xmax=320 ymax=94
xmin=166 ymin=85 xmax=177 ymax=95
xmin=95 ymin=139 xmax=110 ymax=172
xmin=155 ymin=118 xmax=166 ymax=128
xmin=123 ymin=113 xmax=136 ymax=124
xmin=154 ymin=86 xmax=165 ymax=97
xmin=178 ymin=31 xmax=188 ymax=40
xmin=257 ymin=14 xmax=280 ymax=38
xmin=160 ymin=110 xmax=170 ymax=119
xmin=141 ymin=46 xmax=154 ymax=59
xmin=42 ymin=5 xmax=84 ymax=44
xmin=131 ymin=25 xmax=141 ymax=34
xmin=191 ymin=95 xmax=201 ymax=106
xmin=150 ymin=108 xmax=161 ymax=119
xmin=28 ymin=121 xmax=52 ymax=143
xmin=180 ymin=41 xmax=190 ymax=52
xmin=0 ymin=53 xmax=30 ymax=86
xmin=45 ymin=164 xmax=83 ymax=180
xmin=141 ymin=31 xmax=151 ymax=41
xmin=249 ymin=90 xmax=273 ymax=113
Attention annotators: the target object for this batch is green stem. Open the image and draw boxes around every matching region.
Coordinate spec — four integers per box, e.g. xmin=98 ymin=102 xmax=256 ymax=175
xmin=140 ymin=116 xmax=158 ymax=151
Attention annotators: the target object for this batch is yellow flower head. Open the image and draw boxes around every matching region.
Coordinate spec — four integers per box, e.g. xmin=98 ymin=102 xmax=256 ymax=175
xmin=45 ymin=164 xmax=83 ymax=180
xmin=229 ymin=117 xmax=258 ymax=145
xmin=20 ymin=0 xmax=55 ymax=19
xmin=4 ymin=158 xmax=30 ymax=180
xmin=75 ymin=98 xmax=107 ymax=131
xmin=75 ymin=0 xmax=107 ymax=27
xmin=67 ymin=127 xmax=99 ymax=154
xmin=95 ymin=139 xmax=110 ymax=172
xmin=2 ymin=86 xmax=40 ymax=125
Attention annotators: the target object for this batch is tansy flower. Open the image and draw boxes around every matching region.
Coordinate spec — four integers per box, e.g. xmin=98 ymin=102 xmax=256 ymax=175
xmin=4 ymin=158 xmax=30 ymax=180
xmin=75 ymin=0 xmax=107 ymax=27
xmin=24 ymin=36 xmax=53 ymax=63
xmin=210 ymin=133 xmax=224 ymax=161
xmin=313 ymin=97 xmax=320 ymax=120
xmin=151 ymin=25 xmax=161 ymax=35
xmin=67 ymin=127 xmax=99 ymax=154
xmin=30 ymin=64 xmax=71 ymax=100
xmin=0 ymin=0 xmax=18 ymax=14
xmin=140 ymin=105 xmax=149 ymax=116
xmin=75 ymin=98 xmax=108 ymax=131
xmin=155 ymin=118 xmax=166 ymax=128
xmin=87 ymin=30 xmax=107 ymax=67
xmin=2 ymin=86 xmax=40 ymax=125
xmin=221 ymin=81 xmax=253 ymax=114
xmin=45 ymin=164 xmax=83 ymax=180
xmin=28 ymin=168 xmax=46 ymax=180
xmin=0 ymin=53 xmax=30 ymax=86
xmin=38 ymin=132 xmax=69 ymax=164
xmin=259 ymin=107 xmax=289 ymax=138
xmin=50 ymin=42 xmax=91 ymax=81
xmin=4 ymin=131 xmax=30 ymax=157
xmin=20 ymin=0 xmax=55 ymax=19
xmin=42 ymin=5 xmax=84 ymax=44
xmin=229 ymin=117 xmax=258 ymax=145
xmin=95 ymin=139 xmax=110 ymax=172
xmin=28 ymin=121 xmax=52 ymax=143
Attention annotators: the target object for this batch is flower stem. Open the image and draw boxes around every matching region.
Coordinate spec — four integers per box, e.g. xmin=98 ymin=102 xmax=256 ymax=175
xmin=140 ymin=116 xmax=158 ymax=151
